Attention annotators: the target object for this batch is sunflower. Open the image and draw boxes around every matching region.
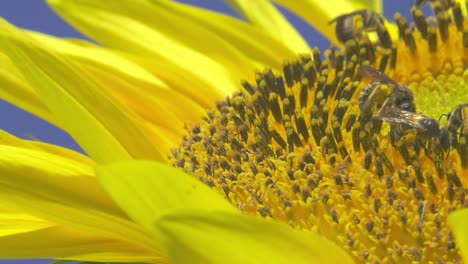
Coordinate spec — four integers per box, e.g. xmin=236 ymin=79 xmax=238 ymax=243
xmin=0 ymin=0 xmax=467 ymax=263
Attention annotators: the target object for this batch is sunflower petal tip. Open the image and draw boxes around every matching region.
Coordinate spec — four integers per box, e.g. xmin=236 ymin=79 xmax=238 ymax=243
xmin=46 ymin=0 xmax=66 ymax=10
xmin=46 ymin=0 xmax=60 ymax=5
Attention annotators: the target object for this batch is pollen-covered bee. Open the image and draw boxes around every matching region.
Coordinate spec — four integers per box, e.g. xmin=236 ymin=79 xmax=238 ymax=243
xmin=329 ymin=10 xmax=385 ymax=43
xmin=378 ymin=107 xmax=440 ymax=137
xmin=413 ymin=0 xmax=453 ymax=9
xmin=446 ymin=103 xmax=468 ymax=135
xmin=379 ymin=107 xmax=438 ymax=132
xmin=358 ymin=65 xmax=416 ymax=124
xmin=378 ymin=106 xmax=447 ymax=163
xmin=439 ymin=103 xmax=468 ymax=150
xmin=439 ymin=103 xmax=468 ymax=168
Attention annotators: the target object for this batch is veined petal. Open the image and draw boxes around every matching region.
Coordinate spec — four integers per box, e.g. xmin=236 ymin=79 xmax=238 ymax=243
xmin=25 ymin=31 xmax=206 ymax=151
xmin=96 ymin=160 xmax=235 ymax=234
xmin=132 ymin=118 xmax=189 ymax=160
xmin=0 ymin=129 xmax=93 ymax=165
xmin=0 ymin=208 xmax=53 ymax=237
xmin=156 ymin=210 xmax=355 ymax=264
xmin=48 ymin=0 xmax=260 ymax=101
xmin=448 ymin=209 xmax=468 ymax=264
xmin=146 ymin=0 xmax=298 ymax=69
xmin=84 ymin=65 xmax=205 ymax=151
xmin=0 ymin=226 xmax=161 ymax=263
xmin=74 ymin=59 xmax=206 ymax=147
xmin=113 ymin=51 xmax=220 ymax=110
xmin=224 ymin=0 xmax=310 ymax=53
xmin=26 ymin=31 xmax=169 ymax=90
xmin=273 ymin=0 xmax=382 ymax=42
xmin=0 ymin=19 xmax=164 ymax=163
xmin=0 ymin=52 xmax=56 ymax=125
xmin=0 ymin=143 xmax=159 ymax=253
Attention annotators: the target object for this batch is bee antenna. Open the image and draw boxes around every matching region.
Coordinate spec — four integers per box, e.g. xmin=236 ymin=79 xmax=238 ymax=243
xmin=438 ymin=113 xmax=448 ymax=121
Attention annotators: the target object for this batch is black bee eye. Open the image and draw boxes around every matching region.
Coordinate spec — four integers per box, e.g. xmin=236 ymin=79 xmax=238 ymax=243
xmin=399 ymin=101 xmax=416 ymax=113
xmin=421 ymin=118 xmax=440 ymax=133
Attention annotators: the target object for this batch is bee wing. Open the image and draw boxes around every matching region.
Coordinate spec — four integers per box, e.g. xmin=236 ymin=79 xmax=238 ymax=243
xmin=461 ymin=104 xmax=468 ymax=134
xmin=328 ymin=9 xmax=367 ymax=24
xmin=447 ymin=103 xmax=468 ymax=127
xmin=461 ymin=104 xmax=468 ymax=116
xmin=415 ymin=0 xmax=451 ymax=9
xmin=358 ymin=65 xmax=399 ymax=87
xmin=462 ymin=104 xmax=468 ymax=135
xmin=378 ymin=107 xmax=427 ymax=131
xmin=373 ymin=13 xmax=386 ymax=24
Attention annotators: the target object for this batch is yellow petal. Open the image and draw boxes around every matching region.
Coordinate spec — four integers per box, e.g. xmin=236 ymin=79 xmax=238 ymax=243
xmin=0 ymin=209 xmax=53 ymax=237
xmin=113 ymin=51 xmax=219 ymax=110
xmin=273 ymin=0 xmax=382 ymax=43
xmin=0 ymin=226 xmax=160 ymax=263
xmin=83 ymin=66 xmax=204 ymax=151
xmin=26 ymin=31 xmax=169 ymax=91
xmin=48 ymin=0 xmax=256 ymax=100
xmin=96 ymin=160 xmax=235 ymax=234
xmin=364 ymin=0 xmax=382 ymax=13
xmin=0 ymin=19 xmax=164 ymax=163
xmin=224 ymin=0 xmax=310 ymax=53
xmin=156 ymin=210 xmax=355 ymax=264
xmin=448 ymin=208 xmax=468 ymax=264
xmin=456 ymin=0 xmax=468 ymax=15
xmin=26 ymin=31 xmax=206 ymax=151
xmin=0 ymin=129 xmax=93 ymax=165
xmin=0 ymin=143 xmax=159 ymax=253
xmin=146 ymin=0 xmax=298 ymax=69
xmin=0 ymin=52 xmax=56 ymax=125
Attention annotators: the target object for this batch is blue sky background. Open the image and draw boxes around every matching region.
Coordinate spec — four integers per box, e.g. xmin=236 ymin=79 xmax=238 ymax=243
xmin=0 ymin=1 xmax=411 ymax=264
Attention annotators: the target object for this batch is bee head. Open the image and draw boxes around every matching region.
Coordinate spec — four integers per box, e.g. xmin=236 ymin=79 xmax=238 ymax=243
xmin=420 ymin=118 xmax=440 ymax=134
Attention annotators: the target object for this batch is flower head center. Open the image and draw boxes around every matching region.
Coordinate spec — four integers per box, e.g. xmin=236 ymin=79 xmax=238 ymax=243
xmin=171 ymin=2 xmax=467 ymax=263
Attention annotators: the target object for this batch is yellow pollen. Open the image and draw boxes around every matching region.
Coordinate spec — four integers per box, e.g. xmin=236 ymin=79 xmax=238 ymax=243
xmin=171 ymin=2 xmax=467 ymax=263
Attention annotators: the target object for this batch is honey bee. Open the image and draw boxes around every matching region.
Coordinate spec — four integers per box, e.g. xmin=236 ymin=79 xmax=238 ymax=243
xmin=378 ymin=107 xmax=446 ymax=162
xmin=357 ymin=65 xmax=445 ymax=159
xmin=329 ymin=10 xmax=385 ymax=43
xmin=413 ymin=0 xmax=453 ymax=9
xmin=446 ymin=103 xmax=468 ymax=135
xmin=378 ymin=107 xmax=440 ymax=136
xmin=378 ymin=103 xmax=468 ymax=166
xmin=358 ymin=65 xmax=416 ymax=124
xmin=439 ymin=103 xmax=468 ymax=150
